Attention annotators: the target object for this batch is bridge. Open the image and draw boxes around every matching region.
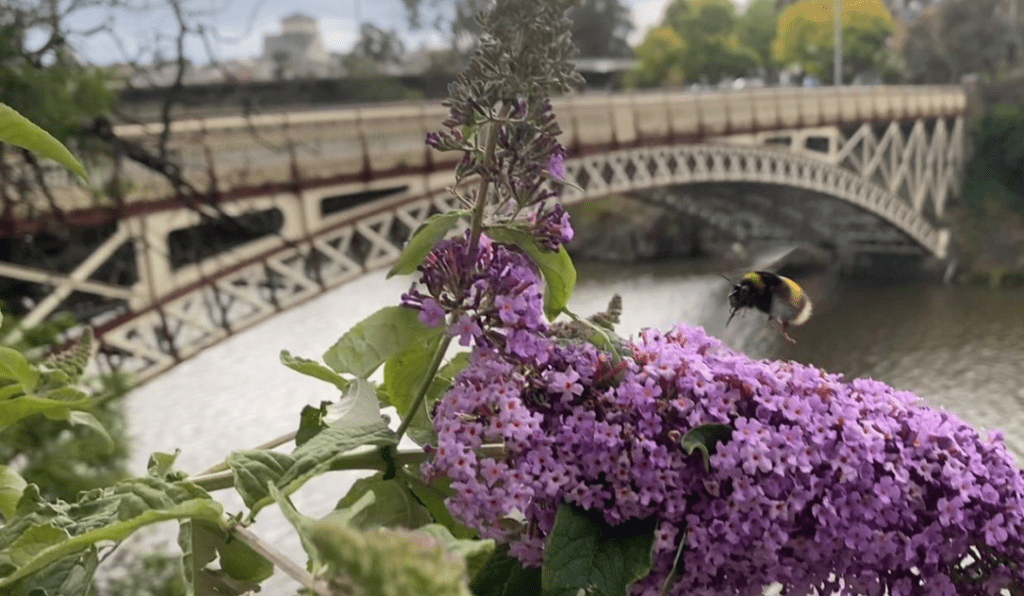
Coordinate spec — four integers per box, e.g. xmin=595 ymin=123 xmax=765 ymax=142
xmin=0 ymin=85 xmax=967 ymax=383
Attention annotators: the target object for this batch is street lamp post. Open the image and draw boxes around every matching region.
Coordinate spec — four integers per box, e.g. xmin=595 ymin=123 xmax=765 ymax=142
xmin=833 ymin=0 xmax=843 ymax=86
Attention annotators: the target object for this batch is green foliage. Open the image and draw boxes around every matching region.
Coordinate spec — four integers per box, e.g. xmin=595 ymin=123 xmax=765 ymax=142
xmin=569 ymin=0 xmax=635 ymax=59
xmin=280 ymin=350 xmax=350 ymax=392
xmin=334 ymin=473 xmax=434 ymax=530
xmin=0 ymin=478 xmax=223 ymax=591
xmin=962 ymin=104 xmax=1024 ymax=214
xmin=736 ymin=0 xmax=779 ymax=71
xmin=308 ymin=519 xmax=476 ymax=596
xmin=664 ymin=0 xmax=760 ymax=83
xmin=541 ymin=503 xmax=657 ymax=596
xmin=104 ymin=552 xmax=187 ymax=596
xmin=471 ymin=544 xmax=543 ymax=596
xmin=773 ymin=0 xmax=897 ymax=83
xmin=275 ymin=482 xmax=486 ymax=596
xmin=0 ymin=103 xmax=87 ymax=180
xmin=898 ymin=0 xmax=1015 ymax=84
xmin=628 ymin=26 xmax=688 ymax=87
xmin=680 ymin=423 xmax=733 ymax=472
xmin=324 ymin=306 xmax=444 ymax=377
xmin=227 ymin=417 xmax=398 ymax=518
xmin=0 ymin=326 xmax=130 ymax=502
xmin=178 ymin=519 xmax=271 ymax=596
xmin=389 ymin=211 xmax=468 ymax=277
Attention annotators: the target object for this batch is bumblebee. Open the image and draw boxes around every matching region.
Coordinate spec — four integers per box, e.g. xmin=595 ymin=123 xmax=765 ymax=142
xmin=725 ymin=271 xmax=813 ymax=343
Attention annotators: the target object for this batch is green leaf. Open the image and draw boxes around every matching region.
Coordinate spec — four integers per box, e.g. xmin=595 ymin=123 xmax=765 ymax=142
xmin=418 ymin=524 xmax=494 ymax=582
xmin=388 ymin=211 xmax=467 ymax=277
xmin=296 ymin=402 xmax=330 ymax=447
xmin=227 ymin=418 xmax=398 ymax=518
xmin=404 ymin=474 xmax=476 ymax=540
xmin=541 ymin=503 xmax=657 ymax=596
xmin=0 ymin=102 xmax=88 ymax=181
xmin=0 ymin=394 xmax=92 ymax=431
xmin=323 ymin=306 xmax=443 ymax=378
xmin=471 ymin=544 xmax=543 ymax=596
xmin=331 ymin=377 xmax=384 ymax=428
xmin=485 ymin=226 xmax=577 ymax=320
xmin=281 ymin=350 xmax=349 ymax=392
xmin=66 ymin=411 xmax=114 ymax=452
xmin=178 ymin=519 xmax=267 ymax=596
xmin=0 ymin=347 xmax=39 ymax=394
xmin=383 ymin=337 xmax=446 ymax=447
xmin=332 ymin=473 xmax=432 ymax=530
xmin=383 ymin=337 xmax=440 ymax=416
xmin=12 ymin=545 xmax=98 ymax=596
xmin=270 ymin=484 xmax=325 ymax=573
xmin=659 ymin=521 xmax=687 ymax=596
xmin=147 ymin=450 xmax=183 ymax=480
xmin=679 ymin=423 xmax=733 ymax=472
xmin=0 ymin=466 xmax=26 ymax=521
xmin=0 ymin=479 xmax=223 ymax=588
xmin=213 ymin=525 xmax=274 ymax=582
xmin=307 ymin=517 xmax=472 ymax=596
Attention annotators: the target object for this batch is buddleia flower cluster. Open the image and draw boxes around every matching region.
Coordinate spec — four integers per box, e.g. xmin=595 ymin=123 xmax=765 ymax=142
xmin=424 ymin=0 xmax=582 ymax=227
xmin=413 ymin=253 xmax=1024 ymax=595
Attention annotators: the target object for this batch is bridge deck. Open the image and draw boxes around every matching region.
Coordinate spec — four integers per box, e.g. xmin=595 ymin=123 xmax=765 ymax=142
xmin=1 ymin=85 xmax=965 ymax=233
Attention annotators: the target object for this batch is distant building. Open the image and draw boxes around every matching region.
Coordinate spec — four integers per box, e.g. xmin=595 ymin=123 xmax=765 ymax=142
xmin=261 ymin=13 xmax=335 ymax=79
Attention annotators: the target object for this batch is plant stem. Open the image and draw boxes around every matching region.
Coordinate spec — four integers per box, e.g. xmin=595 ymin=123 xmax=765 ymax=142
xmin=394 ymin=334 xmax=453 ymax=442
xmin=196 ymin=430 xmax=298 ymax=476
xmin=188 ymin=444 xmax=507 ymax=492
xmin=230 ymin=524 xmax=330 ymax=596
xmin=466 ymin=105 xmax=510 ymax=263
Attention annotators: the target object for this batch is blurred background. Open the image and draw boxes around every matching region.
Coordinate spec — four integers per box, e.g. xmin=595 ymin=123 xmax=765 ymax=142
xmin=1 ymin=0 xmax=1023 ymax=593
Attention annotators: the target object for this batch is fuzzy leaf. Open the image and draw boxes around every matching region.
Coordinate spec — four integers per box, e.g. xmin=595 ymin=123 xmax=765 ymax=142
xmin=0 ymin=465 xmax=27 ymax=521
xmin=324 ymin=306 xmax=443 ymax=378
xmin=418 ymin=524 xmax=494 ymax=581
xmin=333 ymin=473 xmax=432 ymax=530
xmin=227 ymin=418 xmax=398 ymax=518
xmin=66 ymin=411 xmax=114 ymax=452
xmin=11 ymin=546 xmax=98 ymax=596
xmin=541 ymin=503 xmax=656 ymax=596
xmin=485 ymin=226 xmax=576 ymax=320
xmin=281 ymin=350 xmax=349 ymax=392
xmin=296 ymin=402 xmax=330 ymax=447
xmin=680 ymin=423 xmax=733 ymax=472
xmin=329 ymin=377 xmax=384 ymax=428
xmin=472 ymin=544 xmax=542 ymax=596
xmin=0 ymin=347 xmax=38 ymax=394
xmin=0 ymin=479 xmax=223 ymax=588
xmin=388 ymin=211 xmax=467 ymax=277
xmin=0 ymin=395 xmax=92 ymax=431
xmin=0 ymin=103 xmax=87 ymax=180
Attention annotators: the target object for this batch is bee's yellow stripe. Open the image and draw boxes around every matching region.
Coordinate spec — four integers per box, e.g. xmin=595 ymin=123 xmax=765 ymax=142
xmin=742 ymin=272 xmax=765 ymax=289
xmin=781 ymin=276 xmax=813 ymax=325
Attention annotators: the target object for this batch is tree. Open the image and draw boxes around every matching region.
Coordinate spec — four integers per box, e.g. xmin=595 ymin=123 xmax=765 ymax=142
xmin=898 ymin=0 xmax=1016 ymax=83
xmin=343 ymin=23 xmax=407 ymax=76
xmin=627 ymin=26 xmax=687 ymax=87
xmin=568 ymin=0 xmax=635 ymax=58
xmin=772 ymin=0 xmax=898 ymax=83
xmin=660 ymin=0 xmax=760 ymax=83
xmin=737 ymin=0 xmax=780 ymax=73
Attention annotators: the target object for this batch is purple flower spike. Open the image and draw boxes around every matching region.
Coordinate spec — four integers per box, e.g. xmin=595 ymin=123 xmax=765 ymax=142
xmin=424 ymin=322 xmax=1024 ymax=595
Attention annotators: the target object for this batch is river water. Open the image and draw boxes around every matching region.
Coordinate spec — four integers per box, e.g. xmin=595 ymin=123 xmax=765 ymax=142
xmin=120 ymin=256 xmax=1024 ymax=591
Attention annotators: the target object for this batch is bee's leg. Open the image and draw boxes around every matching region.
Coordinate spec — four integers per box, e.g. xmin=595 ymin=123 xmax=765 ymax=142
xmin=777 ymin=321 xmax=797 ymax=344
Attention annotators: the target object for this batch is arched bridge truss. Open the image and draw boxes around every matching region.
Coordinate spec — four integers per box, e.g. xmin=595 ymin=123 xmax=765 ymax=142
xmin=0 ymin=86 xmax=967 ymax=383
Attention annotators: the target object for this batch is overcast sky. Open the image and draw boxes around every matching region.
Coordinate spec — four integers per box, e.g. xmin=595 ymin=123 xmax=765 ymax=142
xmin=59 ymin=0 xmax=702 ymax=65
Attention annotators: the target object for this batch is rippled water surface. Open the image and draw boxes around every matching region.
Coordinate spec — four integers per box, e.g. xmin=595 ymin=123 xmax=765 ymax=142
xmin=121 ymin=258 xmax=1024 ymax=590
